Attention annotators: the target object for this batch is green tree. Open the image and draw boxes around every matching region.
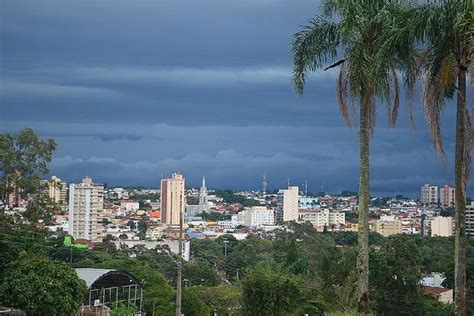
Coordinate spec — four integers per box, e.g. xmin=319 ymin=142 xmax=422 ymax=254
xmin=370 ymin=236 xmax=425 ymax=315
xmin=0 ymin=128 xmax=56 ymax=214
xmin=96 ymin=257 xmax=175 ymax=315
xmin=183 ymin=261 xmax=220 ymax=287
xmin=0 ymin=257 xmax=87 ymax=316
xmin=190 ymin=238 xmax=223 ymax=264
xmin=292 ymin=1 xmax=409 ymax=312
xmin=23 ymin=191 xmax=62 ymax=228
xmin=127 ymin=219 xmax=136 ymax=230
xmin=182 ymin=287 xmax=211 ymax=316
xmin=242 ymin=264 xmax=302 ymax=316
xmin=202 ymin=285 xmax=243 ymax=315
xmin=402 ymin=2 xmax=472 ymax=313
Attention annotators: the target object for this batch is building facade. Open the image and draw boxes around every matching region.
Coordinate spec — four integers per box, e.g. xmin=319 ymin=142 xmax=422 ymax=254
xmin=430 ymin=216 xmax=453 ymax=237
xmin=120 ymin=200 xmax=140 ymax=212
xmin=373 ymin=215 xmax=402 ymax=237
xmin=41 ymin=175 xmax=68 ymax=211
xmin=421 ymin=184 xmax=438 ymax=206
xmin=160 ymin=173 xmax=185 ymax=225
xmin=243 ymin=206 xmax=274 ymax=227
xmin=299 ymin=210 xmax=345 ymax=228
xmin=187 ymin=177 xmax=210 ymax=217
xmin=68 ymin=177 xmax=104 ymax=241
xmin=298 ymin=196 xmax=318 ymax=209
xmin=439 ymin=185 xmax=455 ymax=208
xmin=276 ymin=186 xmax=299 ymax=222
xmin=467 ymin=202 xmax=474 ymax=237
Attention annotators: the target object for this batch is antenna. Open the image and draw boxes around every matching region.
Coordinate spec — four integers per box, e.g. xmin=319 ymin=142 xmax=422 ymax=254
xmin=304 ymin=180 xmax=308 ymax=196
xmin=262 ymin=173 xmax=268 ymax=194
xmin=287 ymin=178 xmax=290 ymax=188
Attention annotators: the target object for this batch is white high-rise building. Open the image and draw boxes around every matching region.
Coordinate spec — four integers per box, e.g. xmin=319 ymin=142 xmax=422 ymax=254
xmin=160 ymin=173 xmax=185 ymax=225
xmin=430 ymin=216 xmax=453 ymax=237
xmin=243 ymin=206 xmax=274 ymax=227
xmin=440 ymin=185 xmax=455 ymax=208
xmin=421 ymin=184 xmax=438 ymax=206
xmin=467 ymin=202 xmax=474 ymax=237
xmin=68 ymin=177 xmax=104 ymax=241
xmin=276 ymin=186 xmax=299 ymax=222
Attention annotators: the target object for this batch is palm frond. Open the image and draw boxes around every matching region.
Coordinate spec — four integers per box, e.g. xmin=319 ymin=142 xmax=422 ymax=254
xmin=292 ymin=17 xmax=340 ymax=95
xmin=422 ymin=68 xmax=447 ymax=157
xmin=336 ymin=62 xmax=352 ymax=128
xmin=389 ymin=67 xmax=400 ymax=128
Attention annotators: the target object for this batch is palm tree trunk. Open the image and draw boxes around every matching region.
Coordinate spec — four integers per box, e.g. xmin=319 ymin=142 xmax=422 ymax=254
xmin=357 ymin=98 xmax=370 ymax=314
xmin=454 ymin=66 xmax=467 ymax=316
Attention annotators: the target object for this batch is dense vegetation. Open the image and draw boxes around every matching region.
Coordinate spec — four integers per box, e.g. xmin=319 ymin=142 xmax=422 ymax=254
xmin=2 ymin=222 xmax=473 ymax=315
xmin=214 ymin=190 xmax=261 ymax=208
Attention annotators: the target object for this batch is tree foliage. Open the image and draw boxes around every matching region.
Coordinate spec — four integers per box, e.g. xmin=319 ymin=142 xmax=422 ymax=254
xmin=0 ymin=257 xmax=87 ymax=316
xmin=0 ymin=128 xmax=56 ymax=212
xmin=242 ymin=263 xmax=303 ymax=316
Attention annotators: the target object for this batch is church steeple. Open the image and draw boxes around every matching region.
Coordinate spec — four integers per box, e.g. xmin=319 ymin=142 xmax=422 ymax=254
xmin=199 ymin=176 xmax=209 ymax=212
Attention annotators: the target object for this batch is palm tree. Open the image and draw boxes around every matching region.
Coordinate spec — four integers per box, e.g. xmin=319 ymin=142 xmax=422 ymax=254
xmin=399 ymin=1 xmax=472 ymax=314
xmin=292 ymin=1 xmax=410 ymax=313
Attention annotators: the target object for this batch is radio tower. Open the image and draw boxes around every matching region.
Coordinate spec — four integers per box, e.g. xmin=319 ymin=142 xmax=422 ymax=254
xmin=262 ymin=173 xmax=268 ymax=194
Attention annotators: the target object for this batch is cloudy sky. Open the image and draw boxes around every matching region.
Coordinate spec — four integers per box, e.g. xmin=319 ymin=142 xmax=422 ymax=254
xmin=0 ymin=0 xmax=468 ymax=196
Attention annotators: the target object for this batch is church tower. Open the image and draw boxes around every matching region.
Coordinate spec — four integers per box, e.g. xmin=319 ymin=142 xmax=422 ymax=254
xmin=199 ymin=177 xmax=209 ymax=212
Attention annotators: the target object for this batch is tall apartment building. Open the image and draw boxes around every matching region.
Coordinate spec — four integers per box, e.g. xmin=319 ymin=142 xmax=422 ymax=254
xmin=421 ymin=184 xmax=438 ymax=206
xmin=276 ymin=186 xmax=299 ymax=222
xmin=41 ymin=176 xmax=68 ymax=210
xmin=160 ymin=173 xmax=185 ymax=225
xmin=68 ymin=177 xmax=104 ymax=241
xmin=439 ymin=185 xmax=455 ymax=208
xmin=430 ymin=216 xmax=453 ymax=237
xmin=373 ymin=215 xmax=402 ymax=237
xmin=467 ymin=202 xmax=474 ymax=237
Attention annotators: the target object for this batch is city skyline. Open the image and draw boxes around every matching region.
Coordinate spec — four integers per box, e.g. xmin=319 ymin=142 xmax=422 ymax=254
xmin=0 ymin=0 xmax=469 ymax=197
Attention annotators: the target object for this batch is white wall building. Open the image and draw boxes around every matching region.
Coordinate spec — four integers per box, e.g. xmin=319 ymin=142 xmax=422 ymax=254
xmin=120 ymin=200 xmax=140 ymax=212
xmin=68 ymin=177 xmax=104 ymax=241
xmin=431 ymin=216 xmax=453 ymax=237
xmin=243 ymin=206 xmax=275 ymax=227
xmin=466 ymin=202 xmax=474 ymax=237
xmin=299 ymin=209 xmax=345 ymax=227
xmin=231 ymin=212 xmax=246 ymax=227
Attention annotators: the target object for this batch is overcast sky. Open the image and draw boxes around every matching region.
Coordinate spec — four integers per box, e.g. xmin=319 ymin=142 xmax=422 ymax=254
xmin=0 ymin=0 xmax=469 ymax=196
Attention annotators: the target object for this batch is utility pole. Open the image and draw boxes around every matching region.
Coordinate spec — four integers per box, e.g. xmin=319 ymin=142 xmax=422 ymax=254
xmin=223 ymin=240 xmax=229 ymax=258
xmin=176 ymin=207 xmax=183 ymax=316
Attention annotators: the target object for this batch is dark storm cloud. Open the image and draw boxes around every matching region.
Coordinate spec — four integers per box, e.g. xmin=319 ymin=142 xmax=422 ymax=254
xmin=0 ymin=0 xmax=468 ymax=196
